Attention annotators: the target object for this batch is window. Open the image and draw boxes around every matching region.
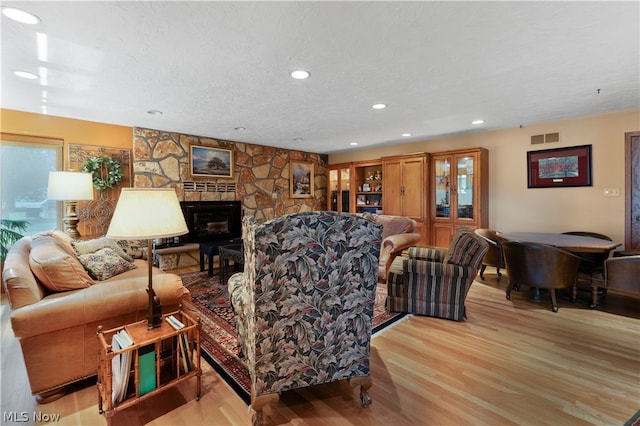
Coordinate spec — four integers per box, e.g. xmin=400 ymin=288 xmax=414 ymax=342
xmin=1 ymin=133 xmax=63 ymax=235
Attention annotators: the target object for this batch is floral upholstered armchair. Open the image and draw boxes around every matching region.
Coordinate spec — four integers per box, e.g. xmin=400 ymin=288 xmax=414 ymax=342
xmin=228 ymin=211 xmax=382 ymax=425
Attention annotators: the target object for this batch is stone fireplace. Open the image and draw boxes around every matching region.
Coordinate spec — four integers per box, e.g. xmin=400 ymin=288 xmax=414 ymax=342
xmin=132 ymin=127 xmax=328 ymax=269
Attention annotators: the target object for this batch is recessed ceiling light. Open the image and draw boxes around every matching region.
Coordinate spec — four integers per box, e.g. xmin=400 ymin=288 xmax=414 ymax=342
xmin=147 ymin=109 xmax=163 ymax=115
xmin=293 ymin=138 xmax=303 ymax=142
xmin=234 ymin=126 xmax=246 ymax=131
xmin=14 ymin=70 xmax=38 ymax=79
xmin=402 ymin=133 xmax=412 ymax=137
xmin=350 ymin=142 xmax=359 ymax=146
xmin=2 ymin=7 xmax=40 ymax=24
xmin=472 ymin=120 xmax=485 ymax=125
xmin=290 ymin=70 xmax=310 ymax=80
xmin=372 ymin=103 xmax=386 ymax=110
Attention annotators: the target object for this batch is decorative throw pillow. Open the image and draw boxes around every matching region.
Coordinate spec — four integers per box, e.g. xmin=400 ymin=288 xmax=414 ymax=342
xmin=29 ymin=235 xmax=95 ymax=292
xmin=444 ymin=229 xmax=484 ymax=266
xmin=77 ymin=247 xmax=137 ymax=281
xmin=72 ymin=237 xmax=134 ymax=262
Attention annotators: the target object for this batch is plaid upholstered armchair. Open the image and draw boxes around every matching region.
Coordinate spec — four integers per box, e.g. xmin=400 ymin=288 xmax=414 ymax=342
xmin=228 ymin=211 xmax=382 ymax=425
xmin=387 ymin=228 xmax=488 ymax=320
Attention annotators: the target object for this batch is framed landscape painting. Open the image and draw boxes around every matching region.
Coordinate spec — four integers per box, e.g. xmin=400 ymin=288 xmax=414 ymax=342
xmin=190 ymin=146 xmax=233 ymax=178
xmin=290 ymin=161 xmax=314 ymax=198
xmin=527 ymin=144 xmax=592 ymax=188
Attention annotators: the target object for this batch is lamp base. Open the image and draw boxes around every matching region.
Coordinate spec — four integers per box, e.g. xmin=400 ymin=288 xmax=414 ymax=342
xmin=63 ymin=201 xmax=81 ymax=239
xmin=147 ymin=288 xmax=162 ymax=330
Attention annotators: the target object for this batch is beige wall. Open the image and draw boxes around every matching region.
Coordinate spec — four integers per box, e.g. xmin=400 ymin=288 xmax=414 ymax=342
xmin=330 ymin=109 xmax=640 ymax=248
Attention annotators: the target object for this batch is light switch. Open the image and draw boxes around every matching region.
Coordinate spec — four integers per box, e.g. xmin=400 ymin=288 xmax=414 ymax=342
xmin=603 ymin=188 xmax=621 ymax=197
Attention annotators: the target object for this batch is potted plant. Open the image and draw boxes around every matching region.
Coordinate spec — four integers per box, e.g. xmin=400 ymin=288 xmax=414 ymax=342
xmin=1 ymin=219 xmax=29 ymax=281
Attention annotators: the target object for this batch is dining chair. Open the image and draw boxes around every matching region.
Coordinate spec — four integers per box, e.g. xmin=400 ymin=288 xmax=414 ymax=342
xmin=503 ymin=241 xmax=580 ymax=312
xmin=474 ymin=229 xmax=507 ymax=279
xmin=562 ymin=231 xmax=613 ymax=306
xmin=604 ymin=255 xmax=640 ymax=299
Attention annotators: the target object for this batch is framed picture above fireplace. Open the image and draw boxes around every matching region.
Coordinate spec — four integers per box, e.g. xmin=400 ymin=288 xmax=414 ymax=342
xmin=290 ymin=161 xmax=314 ymax=198
xmin=190 ymin=145 xmax=233 ymax=178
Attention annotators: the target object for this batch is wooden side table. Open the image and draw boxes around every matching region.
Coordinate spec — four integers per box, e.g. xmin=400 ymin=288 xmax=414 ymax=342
xmin=199 ymin=238 xmax=242 ymax=276
xmin=219 ymin=244 xmax=244 ymax=285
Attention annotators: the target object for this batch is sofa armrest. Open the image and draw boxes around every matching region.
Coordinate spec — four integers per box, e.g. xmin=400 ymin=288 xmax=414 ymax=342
xmin=10 ymin=273 xmax=185 ymax=340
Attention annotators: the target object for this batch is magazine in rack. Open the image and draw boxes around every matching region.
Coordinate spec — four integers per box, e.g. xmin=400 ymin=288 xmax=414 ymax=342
xmin=111 ymin=329 xmax=134 ymax=403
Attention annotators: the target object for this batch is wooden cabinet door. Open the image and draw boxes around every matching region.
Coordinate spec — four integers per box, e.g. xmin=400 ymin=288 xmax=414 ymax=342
xmin=382 ymin=158 xmax=403 ymax=216
xmin=401 ymin=156 xmax=425 ymax=221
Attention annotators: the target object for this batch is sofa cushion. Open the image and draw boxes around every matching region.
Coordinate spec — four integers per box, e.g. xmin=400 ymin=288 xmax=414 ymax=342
xmin=29 ymin=235 xmax=95 ymax=292
xmin=72 ymin=237 xmax=134 ymax=262
xmin=77 ymin=247 xmax=137 ymax=281
xmin=444 ymin=228 xmax=484 ymax=266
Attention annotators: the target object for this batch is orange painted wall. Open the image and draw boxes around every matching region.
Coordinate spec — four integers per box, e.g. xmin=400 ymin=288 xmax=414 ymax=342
xmin=1 ymin=109 xmax=132 ymax=167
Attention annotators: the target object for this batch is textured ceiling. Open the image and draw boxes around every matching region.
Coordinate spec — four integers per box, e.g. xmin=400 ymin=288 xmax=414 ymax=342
xmin=1 ymin=1 xmax=639 ymax=154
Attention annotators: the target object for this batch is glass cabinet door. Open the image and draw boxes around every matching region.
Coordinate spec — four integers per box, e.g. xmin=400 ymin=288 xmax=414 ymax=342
xmin=329 ymin=169 xmax=339 ymax=211
xmin=339 ymin=168 xmax=350 ymax=212
xmin=456 ymin=156 xmax=474 ymax=219
xmin=328 ymin=166 xmax=351 ymax=212
xmin=434 ymin=158 xmax=451 ymax=218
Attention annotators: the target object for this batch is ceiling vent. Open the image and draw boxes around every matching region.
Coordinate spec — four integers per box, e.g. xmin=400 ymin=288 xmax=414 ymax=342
xmin=531 ymin=132 xmax=560 ymax=144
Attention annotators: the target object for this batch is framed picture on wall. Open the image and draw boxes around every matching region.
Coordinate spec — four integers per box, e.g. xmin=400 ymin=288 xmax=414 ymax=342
xmin=527 ymin=144 xmax=592 ymax=188
xmin=190 ymin=145 xmax=233 ymax=178
xmin=290 ymin=161 xmax=314 ymax=198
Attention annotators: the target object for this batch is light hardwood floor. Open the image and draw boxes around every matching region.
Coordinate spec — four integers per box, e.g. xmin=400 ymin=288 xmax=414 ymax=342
xmin=1 ymin=267 xmax=638 ymax=426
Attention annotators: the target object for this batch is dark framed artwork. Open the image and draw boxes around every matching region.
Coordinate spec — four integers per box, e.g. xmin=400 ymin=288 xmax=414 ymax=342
xmin=190 ymin=145 xmax=233 ymax=178
xmin=290 ymin=161 xmax=314 ymax=198
xmin=527 ymin=144 xmax=592 ymax=188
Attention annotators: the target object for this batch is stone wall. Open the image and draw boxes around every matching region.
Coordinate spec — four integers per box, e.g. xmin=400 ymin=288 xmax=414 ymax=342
xmin=132 ymin=127 xmax=328 ymax=222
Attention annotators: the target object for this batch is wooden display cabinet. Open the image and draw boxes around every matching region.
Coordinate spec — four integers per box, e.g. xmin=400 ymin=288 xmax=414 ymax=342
xmin=96 ymin=309 xmax=201 ymax=426
xmin=431 ymin=147 xmax=488 ymax=248
xmin=327 ymin=163 xmax=352 ymax=213
xmin=353 ymin=161 xmax=383 ymax=214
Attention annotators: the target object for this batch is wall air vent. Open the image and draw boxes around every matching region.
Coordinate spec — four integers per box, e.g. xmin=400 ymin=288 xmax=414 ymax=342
xmin=545 ymin=132 xmax=560 ymax=143
xmin=531 ymin=134 xmax=545 ymax=145
xmin=531 ymin=132 xmax=560 ymax=144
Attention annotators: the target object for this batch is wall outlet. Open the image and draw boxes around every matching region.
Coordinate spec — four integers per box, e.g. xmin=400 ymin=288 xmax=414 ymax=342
xmin=603 ymin=188 xmax=621 ymax=197
xmin=272 ymin=193 xmax=278 ymax=199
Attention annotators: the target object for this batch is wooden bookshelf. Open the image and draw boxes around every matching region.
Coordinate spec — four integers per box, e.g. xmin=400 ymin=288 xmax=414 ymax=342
xmin=96 ymin=309 xmax=201 ymax=426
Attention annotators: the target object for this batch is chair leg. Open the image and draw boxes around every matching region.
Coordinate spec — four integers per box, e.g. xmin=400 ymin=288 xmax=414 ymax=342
xmin=571 ymin=284 xmax=577 ymax=303
xmin=506 ymin=280 xmax=514 ymax=300
xmin=250 ymin=393 xmax=279 ymax=426
xmin=480 ymin=264 xmax=486 ymax=280
xmin=496 ymin=267 xmax=502 ymax=277
xmin=348 ymin=376 xmax=373 ymax=407
xmin=550 ymin=289 xmax=559 ymax=312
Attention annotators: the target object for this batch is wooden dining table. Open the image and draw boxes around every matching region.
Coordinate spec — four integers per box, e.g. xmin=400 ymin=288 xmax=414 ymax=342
xmin=500 ymin=232 xmax=621 ymax=307
xmin=500 ymin=232 xmax=621 ymax=253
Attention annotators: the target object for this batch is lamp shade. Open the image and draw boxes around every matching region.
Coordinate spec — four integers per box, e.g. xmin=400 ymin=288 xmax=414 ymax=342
xmin=47 ymin=171 xmax=94 ymax=201
xmin=106 ymin=188 xmax=188 ymax=240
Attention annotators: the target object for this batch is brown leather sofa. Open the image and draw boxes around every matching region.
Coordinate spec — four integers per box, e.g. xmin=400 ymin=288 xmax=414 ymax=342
xmin=362 ymin=214 xmax=421 ymax=283
xmin=2 ymin=231 xmax=188 ymax=402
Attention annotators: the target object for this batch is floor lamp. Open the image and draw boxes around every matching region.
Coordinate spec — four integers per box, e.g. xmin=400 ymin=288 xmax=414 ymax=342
xmin=106 ymin=188 xmax=188 ymax=329
xmin=47 ymin=171 xmax=94 ymax=239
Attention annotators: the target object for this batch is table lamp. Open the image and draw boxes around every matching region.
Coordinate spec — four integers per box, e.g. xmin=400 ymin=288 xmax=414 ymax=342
xmin=47 ymin=171 xmax=94 ymax=239
xmin=106 ymin=188 xmax=188 ymax=329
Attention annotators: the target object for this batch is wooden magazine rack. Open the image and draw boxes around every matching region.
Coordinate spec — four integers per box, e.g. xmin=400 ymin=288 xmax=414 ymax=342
xmin=96 ymin=309 xmax=201 ymax=425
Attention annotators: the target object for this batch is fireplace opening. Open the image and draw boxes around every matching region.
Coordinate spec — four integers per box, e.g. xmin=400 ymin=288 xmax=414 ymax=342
xmin=179 ymin=201 xmax=242 ymax=244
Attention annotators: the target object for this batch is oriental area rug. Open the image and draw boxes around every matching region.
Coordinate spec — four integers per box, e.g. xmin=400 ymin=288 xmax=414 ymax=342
xmin=178 ymin=270 xmax=405 ymax=404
